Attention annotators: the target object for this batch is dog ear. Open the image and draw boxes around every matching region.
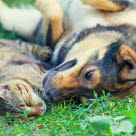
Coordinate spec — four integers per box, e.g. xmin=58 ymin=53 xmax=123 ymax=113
xmin=116 ymin=45 xmax=136 ymax=82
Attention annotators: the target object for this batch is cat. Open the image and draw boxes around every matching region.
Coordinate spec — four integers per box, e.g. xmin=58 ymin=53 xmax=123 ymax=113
xmin=0 ymin=39 xmax=52 ymax=117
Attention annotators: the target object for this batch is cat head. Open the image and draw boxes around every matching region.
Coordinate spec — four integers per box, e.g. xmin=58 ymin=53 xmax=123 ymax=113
xmin=0 ymin=80 xmax=46 ymax=117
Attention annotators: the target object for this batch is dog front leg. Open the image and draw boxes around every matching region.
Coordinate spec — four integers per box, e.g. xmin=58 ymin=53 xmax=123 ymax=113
xmin=35 ymin=0 xmax=63 ymax=46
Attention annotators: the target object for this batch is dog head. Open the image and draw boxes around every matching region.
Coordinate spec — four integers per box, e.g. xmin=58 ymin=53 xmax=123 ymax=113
xmin=43 ymin=25 xmax=136 ymax=102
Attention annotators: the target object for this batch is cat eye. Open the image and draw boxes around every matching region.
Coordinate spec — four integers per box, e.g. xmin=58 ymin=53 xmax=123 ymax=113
xmin=85 ymin=70 xmax=95 ymax=80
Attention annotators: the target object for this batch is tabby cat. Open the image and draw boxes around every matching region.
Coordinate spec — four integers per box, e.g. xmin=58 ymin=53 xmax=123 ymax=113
xmin=0 ymin=39 xmax=51 ymax=117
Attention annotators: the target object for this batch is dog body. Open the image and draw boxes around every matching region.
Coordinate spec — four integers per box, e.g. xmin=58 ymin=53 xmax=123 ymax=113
xmin=0 ymin=0 xmax=136 ymax=102
xmin=42 ymin=0 xmax=136 ymax=101
xmin=52 ymin=0 xmax=136 ymax=64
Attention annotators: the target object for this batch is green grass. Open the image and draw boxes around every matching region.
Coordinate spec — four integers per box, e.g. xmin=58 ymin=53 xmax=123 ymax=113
xmin=4 ymin=0 xmax=34 ymax=7
xmin=0 ymin=95 xmax=135 ymax=136
xmin=0 ymin=0 xmax=136 ymax=136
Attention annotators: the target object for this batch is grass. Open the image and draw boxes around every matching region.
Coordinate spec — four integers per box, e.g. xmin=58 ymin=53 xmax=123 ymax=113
xmin=0 ymin=0 xmax=136 ymax=136
xmin=0 ymin=94 xmax=135 ymax=136
xmin=4 ymin=0 xmax=34 ymax=7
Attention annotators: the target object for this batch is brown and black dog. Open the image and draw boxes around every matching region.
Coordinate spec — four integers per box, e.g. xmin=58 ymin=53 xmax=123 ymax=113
xmin=41 ymin=0 xmax=136 ymax=102
xmin=0 ymin=0 xmax=136 ymax=103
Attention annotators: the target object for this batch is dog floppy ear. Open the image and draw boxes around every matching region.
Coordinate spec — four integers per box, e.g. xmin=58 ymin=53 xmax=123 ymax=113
xmin=116 ymin=45 xmax=136 ymax=82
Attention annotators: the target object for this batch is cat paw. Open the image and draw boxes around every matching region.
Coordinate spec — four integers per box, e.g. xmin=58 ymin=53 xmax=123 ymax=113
xmin=36 ymin=46 xmax=52 ymax=61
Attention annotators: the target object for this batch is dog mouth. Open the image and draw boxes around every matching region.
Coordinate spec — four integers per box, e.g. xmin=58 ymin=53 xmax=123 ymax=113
xmin=45 ymin=89 xmax=60 ymax=102
xmin=44 ymin=86 xmax=94 ymax=102
xmin=45 ymin=88 xmax=72 ymax=102
xmin=43 ymin=59 xmax=79 ymax=101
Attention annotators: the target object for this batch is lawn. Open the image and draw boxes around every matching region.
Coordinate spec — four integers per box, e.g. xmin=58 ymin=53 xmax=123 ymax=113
xmin=0 ymin=0 xmax=136 ymax=136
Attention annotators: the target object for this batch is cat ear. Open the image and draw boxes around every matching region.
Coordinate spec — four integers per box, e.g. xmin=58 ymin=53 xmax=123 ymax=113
xmin=116 ymin=45 xmax=136 ymax=82
xmin=0 ymin=85 xmax=9 ymax=99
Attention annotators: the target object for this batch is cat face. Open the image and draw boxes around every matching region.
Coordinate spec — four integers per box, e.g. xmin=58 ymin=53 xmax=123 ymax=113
xmin=0 ymin=80 xmax=46 ymax=117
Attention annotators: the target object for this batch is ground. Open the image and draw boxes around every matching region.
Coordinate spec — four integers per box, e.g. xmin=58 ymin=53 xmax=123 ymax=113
xmin=0 ymin=0 xmax=135 ymax=136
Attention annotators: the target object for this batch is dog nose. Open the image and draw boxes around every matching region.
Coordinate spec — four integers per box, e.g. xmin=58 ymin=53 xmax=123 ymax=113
xmin=45 ymin=89 xmax=56 ymax=101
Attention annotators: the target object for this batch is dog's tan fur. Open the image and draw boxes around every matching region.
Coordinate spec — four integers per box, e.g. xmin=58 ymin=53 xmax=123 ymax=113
xmin=81 ymin=0 xmax=122 ymax=11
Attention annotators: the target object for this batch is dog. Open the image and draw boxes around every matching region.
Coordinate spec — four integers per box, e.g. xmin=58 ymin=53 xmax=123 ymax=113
xmin=0 ymin=0 xmax=136 ymax=103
